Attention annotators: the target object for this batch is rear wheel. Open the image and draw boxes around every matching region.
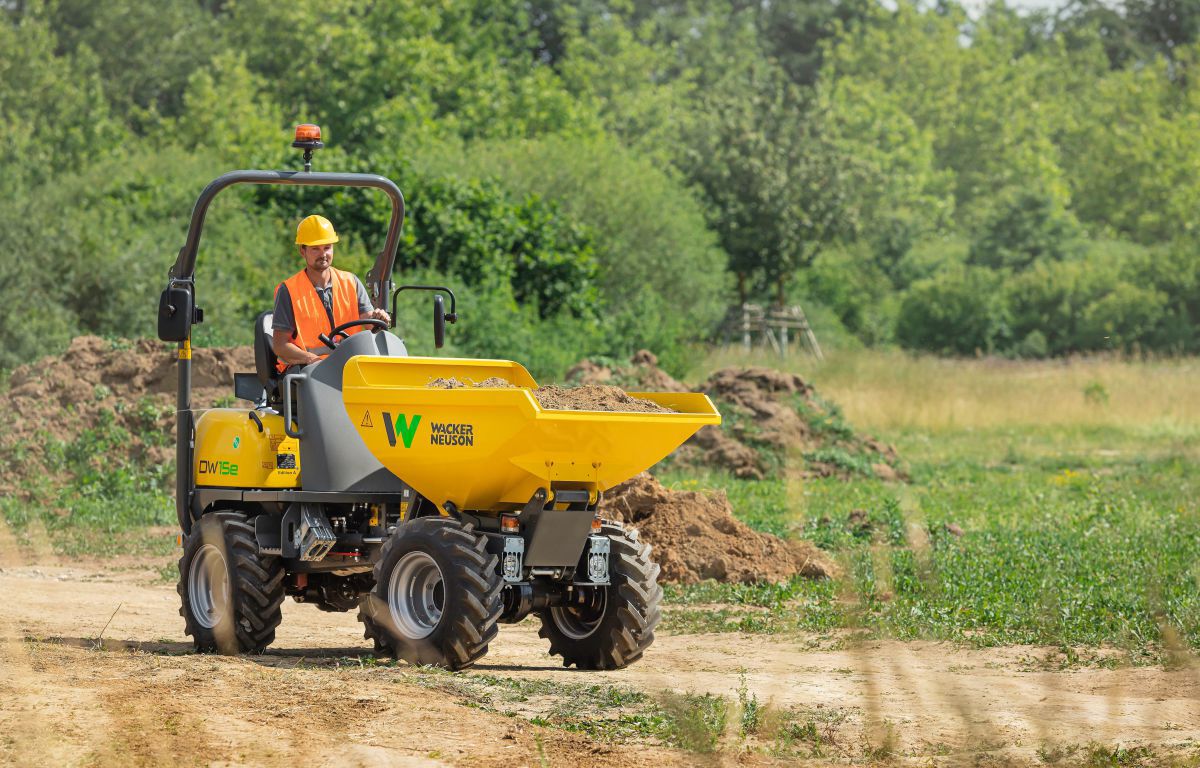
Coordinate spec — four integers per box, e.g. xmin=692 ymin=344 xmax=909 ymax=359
xmin=538 ymin=525 xmax=662 ymax=670
xmin=178 ymin=510 xmax=284 ymax=654
xmin=358 ymin=517 xmax=502 ymax=669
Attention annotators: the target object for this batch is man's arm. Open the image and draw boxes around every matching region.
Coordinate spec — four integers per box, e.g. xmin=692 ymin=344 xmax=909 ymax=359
xmin=271 ymin=283 xmax=321 ymax=366
xmin=272 ymin=329 xmax=321 ymax=366
xmin=354 ymin=276 xmax=391 ymax=325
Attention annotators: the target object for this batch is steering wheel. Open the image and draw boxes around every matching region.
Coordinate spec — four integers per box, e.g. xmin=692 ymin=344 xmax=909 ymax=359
xmin=318 ymin=318 xmax=389 ymax=350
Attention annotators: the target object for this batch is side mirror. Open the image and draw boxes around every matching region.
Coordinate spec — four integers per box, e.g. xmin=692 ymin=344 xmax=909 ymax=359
xmin=158 ymin=286 xmax=193 ymax=342
xmin=393 ymin=284 xmax=458 ymax=350
xmin=433 ymin=294 xmax=446 ymax=349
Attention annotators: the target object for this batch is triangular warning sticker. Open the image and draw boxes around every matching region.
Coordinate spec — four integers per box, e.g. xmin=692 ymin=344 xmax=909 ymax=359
xmin=360 ymin=412 xmax=374 ymax=428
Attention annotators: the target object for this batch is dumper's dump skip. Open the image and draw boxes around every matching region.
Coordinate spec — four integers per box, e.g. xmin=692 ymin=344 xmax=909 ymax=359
xmin=342 ymin=356 xmax=721 ymax=511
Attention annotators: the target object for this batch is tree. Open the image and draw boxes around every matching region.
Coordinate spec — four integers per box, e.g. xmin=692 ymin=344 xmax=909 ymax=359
xmin=0 ymin=10 xmax=123 ymax=193
xmin=42 ymin=0 xmax=224 ymax=131
xmin=399 ymin=176 xmax=600 ymax=320
xmin=1125 ymin=0 xmax=1200 ymax=61
xmin=681 ymin=67 xmax=854 ymax=297
xmin=417 ymin=133 xmax=730 ymax=333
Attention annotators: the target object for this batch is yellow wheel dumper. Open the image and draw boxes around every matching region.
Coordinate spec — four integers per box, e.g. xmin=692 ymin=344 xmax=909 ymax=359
xmin=156 ymin=127 xmax=719 ymax=669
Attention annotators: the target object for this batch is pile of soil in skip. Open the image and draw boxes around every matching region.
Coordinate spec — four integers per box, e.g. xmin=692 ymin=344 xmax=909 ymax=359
xmin=0 ymin=336 xmax=253 ymax=497
xmin=427 ymin=376 xmax=673 ymax=413
xmin=566 ymin=351 xmax=905 ymax=481
xmin=599 ymin=473 xmax=839 ymax=583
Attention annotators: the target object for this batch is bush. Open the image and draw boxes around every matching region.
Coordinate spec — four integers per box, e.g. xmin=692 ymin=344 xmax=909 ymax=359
xmin=1006 ymin=243 xmax=1167 ymax=355
xmin=1123 ymin=241 xmax=1200 ymax=353
xmin=399 ymin=176 xmax=599 ymax=320
xmin=893 ymin=235 xmax=970 ymax=289
xmin=968 ymin=189 xmax=1082 ymax=272
xmin=414 ymin=133 xmax=731 ymax=335
xmin=896 ymin=266 xmax=1011 ymax=355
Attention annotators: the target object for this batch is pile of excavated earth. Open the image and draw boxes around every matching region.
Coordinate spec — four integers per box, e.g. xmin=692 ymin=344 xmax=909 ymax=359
xmin=568 ymin=350 xmax=905 ymax=481
xmin=0 ymin=336 xmax=250 ymax=497
xmin=599 ymin=473 xmax=838 ymax=582
xmin=0 ymin=338 xmax=898 ymax=585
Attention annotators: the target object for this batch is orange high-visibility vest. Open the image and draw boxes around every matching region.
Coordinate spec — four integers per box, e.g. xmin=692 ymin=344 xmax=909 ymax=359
xmin=275 ymin=267 xmax=360 ymax=372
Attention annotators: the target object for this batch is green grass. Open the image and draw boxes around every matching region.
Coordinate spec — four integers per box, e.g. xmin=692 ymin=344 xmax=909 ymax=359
xmin=661 ymin=425 xmax=1200 ymax=656
xmin=0 ymin=406 xmax=175 ymax=558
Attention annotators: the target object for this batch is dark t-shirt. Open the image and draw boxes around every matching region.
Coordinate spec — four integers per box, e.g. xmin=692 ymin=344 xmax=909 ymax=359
xmin=273 ymin=274 xmax=373 ymax=335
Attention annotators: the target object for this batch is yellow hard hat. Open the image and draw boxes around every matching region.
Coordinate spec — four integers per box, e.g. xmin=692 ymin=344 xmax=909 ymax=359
xmin=295 ymin=214 xmax=339 ymax=246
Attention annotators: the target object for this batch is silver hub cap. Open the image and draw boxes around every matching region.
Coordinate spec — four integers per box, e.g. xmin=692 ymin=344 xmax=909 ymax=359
xmin=188 ymin=543 xmax=230 ymax=630
xmin=551 ymin=589 xmax=607 ymax=640
xmin=388 ymin=551 xmax=446 ymax=639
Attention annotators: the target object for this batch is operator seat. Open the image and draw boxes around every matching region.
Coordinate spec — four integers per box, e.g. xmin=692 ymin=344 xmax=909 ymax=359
xmin=253 ymin=310 xmax=283 ymax=404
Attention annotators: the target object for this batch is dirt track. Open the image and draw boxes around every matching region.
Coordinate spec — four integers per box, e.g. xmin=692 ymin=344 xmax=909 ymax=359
xmin=3 ymin=552 xmax=1199 ymax=767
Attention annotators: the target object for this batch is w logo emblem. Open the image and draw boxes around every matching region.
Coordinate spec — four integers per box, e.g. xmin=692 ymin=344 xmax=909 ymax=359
xmin=382 ymin=412 xmax=421 ymax=448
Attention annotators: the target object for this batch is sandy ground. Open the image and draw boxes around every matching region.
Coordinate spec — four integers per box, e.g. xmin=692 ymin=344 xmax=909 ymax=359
xmin=2 ymin=557 xmax=1199 ymax=767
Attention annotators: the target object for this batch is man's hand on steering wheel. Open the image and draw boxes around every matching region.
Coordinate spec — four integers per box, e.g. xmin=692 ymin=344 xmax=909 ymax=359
xmin=318 ymin=317 xmax=390 ymax=350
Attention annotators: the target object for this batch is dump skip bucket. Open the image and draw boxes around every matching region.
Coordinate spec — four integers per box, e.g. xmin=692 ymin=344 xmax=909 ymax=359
xmin=341 ymin=357 xmax=720 ymax=511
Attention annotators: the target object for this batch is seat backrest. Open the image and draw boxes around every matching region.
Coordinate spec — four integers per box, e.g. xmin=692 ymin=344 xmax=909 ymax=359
xmin=254 ymin=311 xmax=279 ymax=387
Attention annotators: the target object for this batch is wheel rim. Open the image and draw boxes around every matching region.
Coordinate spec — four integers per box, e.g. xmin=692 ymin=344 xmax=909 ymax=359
xmin=188 ymin=543 xmax=230 ymax=630
xmin=551 ymin=588 xmax=607 ymax=640
xmin=388 ymin=551 xmax=446 ymax=640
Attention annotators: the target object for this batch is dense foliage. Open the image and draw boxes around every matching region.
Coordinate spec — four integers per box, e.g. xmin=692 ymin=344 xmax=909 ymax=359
xmin=2 ymin=0 xmax=1199 ymax=373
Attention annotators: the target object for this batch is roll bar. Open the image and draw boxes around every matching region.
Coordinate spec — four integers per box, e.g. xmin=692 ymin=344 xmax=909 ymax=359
xmin=164 ymin=168 xmax=405 ymax=535
xmin=166 ymin=169 xmax=406 ymax=306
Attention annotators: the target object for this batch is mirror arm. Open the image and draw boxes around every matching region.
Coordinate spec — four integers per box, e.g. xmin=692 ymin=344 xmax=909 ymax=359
xmin=390 ymin=284 xmax=457 ymax=328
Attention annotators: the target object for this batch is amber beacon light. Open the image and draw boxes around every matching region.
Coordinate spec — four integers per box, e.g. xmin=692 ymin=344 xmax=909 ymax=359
xmin=292 ymin=124 xmax=324 ymax=171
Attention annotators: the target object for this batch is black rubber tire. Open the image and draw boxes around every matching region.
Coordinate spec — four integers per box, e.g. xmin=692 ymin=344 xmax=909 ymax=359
xmin=358 ymin=517 xmax=503 ymax=670
xmin=538 ymin=524 xmax=663 ymax=670
xmin=177 ymin=510 xmax=284 ymax=654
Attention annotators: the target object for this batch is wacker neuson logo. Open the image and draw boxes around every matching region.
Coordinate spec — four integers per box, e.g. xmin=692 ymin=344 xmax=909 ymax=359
xmin=429 ymin=421 xmax=474 ymax=446
xmin=383 ymin=412 xmax=421 ymax=448
xmin=381 ymin=412 xmax=475 ymax=448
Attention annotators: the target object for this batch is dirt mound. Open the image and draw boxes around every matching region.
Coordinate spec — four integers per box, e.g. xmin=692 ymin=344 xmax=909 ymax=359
xmin=690 ymin=366 xmax=903 ymax=480
xmin=600 ymin=473 xmax=837 ymax=584
xmin=0 ymin=336 xmax=253 ymax=495
xmin=566 ymin=349 xmax=688 ymax=393
xmin=428 ymin=376 xmax=673 ymax=413
xmin=569 ymin=352 xmax=904 ymax=481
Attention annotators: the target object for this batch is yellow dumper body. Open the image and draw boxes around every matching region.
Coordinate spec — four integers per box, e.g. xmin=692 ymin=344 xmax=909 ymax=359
xmin=340 ymin=356 xmax=720 ymax=511
xmin=193 ymin=410 xmax=301 ymax=488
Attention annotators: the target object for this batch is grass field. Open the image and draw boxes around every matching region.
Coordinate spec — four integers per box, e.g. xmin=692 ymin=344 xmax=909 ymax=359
xmin=694 ymin=347 xmax=1200 ymax=431
xmin=4 ymin=349 xmax=1199 ymax=660
xmin=662 ymin=349 xmax=1200 ymax=659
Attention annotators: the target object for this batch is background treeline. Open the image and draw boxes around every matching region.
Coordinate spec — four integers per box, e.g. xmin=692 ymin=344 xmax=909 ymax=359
xmin=2 ymin=0 xmax=1198 ymax=376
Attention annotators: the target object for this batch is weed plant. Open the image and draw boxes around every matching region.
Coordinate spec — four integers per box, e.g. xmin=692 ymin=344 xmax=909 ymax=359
xmin=1 ymin=407 xmax=174 ymax=557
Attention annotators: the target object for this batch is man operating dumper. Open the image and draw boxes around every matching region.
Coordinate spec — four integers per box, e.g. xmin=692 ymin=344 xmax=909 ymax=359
xmin=272 ymin=214 xmax=390 ymax=372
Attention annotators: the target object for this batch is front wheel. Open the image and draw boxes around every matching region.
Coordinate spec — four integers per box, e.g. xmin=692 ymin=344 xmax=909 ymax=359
xmin=538 ymin=525 xmax=663 ymax=670
xmin=177 ymin=510 xmax=284 ymax=654
xmin=358 ymin=517 xmax=502 ymax=669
